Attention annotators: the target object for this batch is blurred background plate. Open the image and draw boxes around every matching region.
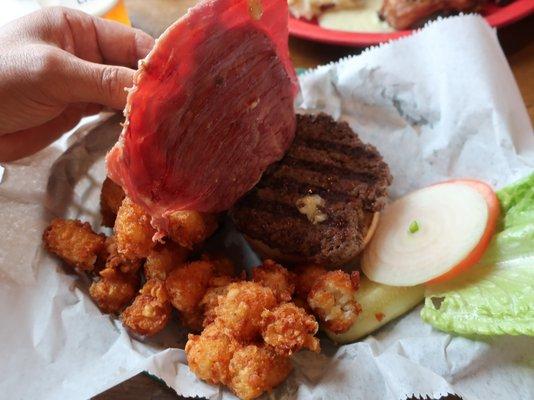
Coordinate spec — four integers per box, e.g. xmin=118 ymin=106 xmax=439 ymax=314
xmin=288 ymin=0 xmax=534 ymax=46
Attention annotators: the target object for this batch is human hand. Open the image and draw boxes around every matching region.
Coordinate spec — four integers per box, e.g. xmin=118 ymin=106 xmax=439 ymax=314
xmin=0 ymin=7 xmax=154 ymax=162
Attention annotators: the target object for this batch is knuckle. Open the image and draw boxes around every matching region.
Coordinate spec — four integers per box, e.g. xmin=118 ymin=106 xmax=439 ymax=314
xmin=28 ymin=46 xmax=63 ymax=81
xmin=39 ymin=6 xmax=69 ymax=30
xmin=98 ymin=66 xmax=120 ymax=97
xmin=42 ymin=6 xmax=73 ymax=21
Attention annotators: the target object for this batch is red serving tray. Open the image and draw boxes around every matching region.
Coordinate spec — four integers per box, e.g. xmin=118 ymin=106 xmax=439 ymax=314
xmin=289 ymin=0 xmax=534 ymax=46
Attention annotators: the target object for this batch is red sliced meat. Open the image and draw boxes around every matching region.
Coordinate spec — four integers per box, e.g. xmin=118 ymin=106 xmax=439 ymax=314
xmin=106 ymin=0 xmax=297 ymax=232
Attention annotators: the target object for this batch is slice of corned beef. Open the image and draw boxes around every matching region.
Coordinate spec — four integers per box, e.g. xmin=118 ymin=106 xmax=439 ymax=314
xmin=106 ymin=0 xmax=297 ymax=232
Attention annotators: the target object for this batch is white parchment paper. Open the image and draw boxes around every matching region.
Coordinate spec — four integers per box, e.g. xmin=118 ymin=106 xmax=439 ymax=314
xmin=1 ymin=15 xmax=533 ymax=400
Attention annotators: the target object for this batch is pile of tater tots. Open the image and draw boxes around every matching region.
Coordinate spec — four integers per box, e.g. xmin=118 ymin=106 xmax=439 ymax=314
xmin=43 ymin=178 xmax=361 ymax=400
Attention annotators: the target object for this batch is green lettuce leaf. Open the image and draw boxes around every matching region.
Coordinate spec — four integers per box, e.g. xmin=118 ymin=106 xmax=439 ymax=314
xmin=421 ymin=174 xmax=534 ymax=336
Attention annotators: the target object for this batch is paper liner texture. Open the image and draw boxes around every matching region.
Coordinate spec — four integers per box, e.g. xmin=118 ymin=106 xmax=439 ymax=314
xmin=0 ymin=14 xmax=533 ymax=400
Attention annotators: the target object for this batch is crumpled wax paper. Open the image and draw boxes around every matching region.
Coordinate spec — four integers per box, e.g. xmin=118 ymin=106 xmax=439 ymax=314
xmin=1 ymin=14 xmax=533 ymax=400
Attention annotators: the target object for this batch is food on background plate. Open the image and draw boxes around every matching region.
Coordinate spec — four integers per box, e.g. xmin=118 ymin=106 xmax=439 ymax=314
xmin=362 ymin=180 xmax=499 ymax=286
xmin=290 ymin=0 xmax=510 ymax=32
xmin=106 ymin=0 xmax=298 ymax=237
xmin=288 ymin=0 xmax=361 ymax=19
xmin=379 ymin=0 xmax=483 ymax=30
xmin=230 ymin=113 xmax=392 ymax=267
xmin=318 ymin=6 xmax=393 ymax=33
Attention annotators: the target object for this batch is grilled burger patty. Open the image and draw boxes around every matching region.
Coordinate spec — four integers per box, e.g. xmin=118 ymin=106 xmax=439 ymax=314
xmin=230 ymin=113 xmax=392 ymax=267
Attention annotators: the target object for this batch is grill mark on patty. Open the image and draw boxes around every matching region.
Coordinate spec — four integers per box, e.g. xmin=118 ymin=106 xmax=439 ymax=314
xmin=237 ymin=190 xmax=351 ymax=229
xmin=289 ymin=143 xmax=386 ymax=175
xmin=269 ymin=165 xmax=386 ymax=207
xmin=257 ymin=175 xmax=353 ymax=202
xmin=282 ymin=155 xmax=381 ymax=183
xmin=292 ymin=136 xmax=376 ymax=159
xmin=237 ymin=193 xmax=305 ymax=219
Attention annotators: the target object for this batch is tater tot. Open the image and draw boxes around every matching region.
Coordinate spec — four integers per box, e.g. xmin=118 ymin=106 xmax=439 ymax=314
xmin=144 ymin=242 xmax=189 ymax=280
xmin=228 ymin=344 xmax=292 ymax=400
xmin=166 ymin=210 xmax=218 ymax=249
xmin=213 ymin=281 xmax=277 ymax=342
xmin=185 ymin=323 xmax=240 ymax=385
xmin=43 ymin=218 xmax=106 ymax=271
xmin=307 ymin=270 xmax=361 ymax=334
xmin=261 ymin=303 xmax=320 ymax=356
xmin=89 ymin=266 xmax=139 ymax=313
xmin=121 ymin=279 xmax=172 ymax=336
xmin=165 ymin=261 xmax=213 ymax=313
xmin=103 ymin=236 xmax=142 ymax=274
xmin=100 ymin=177 xmax=126 ymax=227
xmin=114 ymin=197 xmax=155 ymax=260
xmin=200 ymin=275 xmax=237 ymax=327
xmin=294 ymin=264 xmax=327 ymax=299
xmin=252 ymin=260 xmax=295 ymax=302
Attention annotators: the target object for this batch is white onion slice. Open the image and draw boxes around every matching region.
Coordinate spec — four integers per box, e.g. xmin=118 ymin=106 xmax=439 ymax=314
xmin=362 ymin=183 xmax=489 ymax=286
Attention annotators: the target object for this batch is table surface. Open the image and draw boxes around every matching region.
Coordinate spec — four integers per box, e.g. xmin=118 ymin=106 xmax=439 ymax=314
xmin=95 ymin=1 xmax=534 ymax=399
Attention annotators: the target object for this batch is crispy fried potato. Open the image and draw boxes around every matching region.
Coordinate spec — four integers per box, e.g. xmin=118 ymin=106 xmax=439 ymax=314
xmin=89 ymin=266 xmax=139 ymax=313
xmin=121 ymin=279 xmax=172 ymax=336
xmin=43 ymin=218 xmax=106 ymax=271
xmin=228 ymin=344 xmax=292 ymax=400
xmin=103 ymin=235 xmax=143 ymax=274
xmin=165 ymin=260 xmax=213 ymax=313
xmin=185 ymin=323 xmax=240 ymax=385
xmin=252 ymin=260 xmax=295 ymax=302
xmin=307 ymin=270 xmax=361 ymax=334
xmin=201 ymin=253 xmax=236 ymax=276
xmin=114 ymin=197 xmax=155 ymax=260
xmin=144 ymin=242 xmax=189 ymax=280
xmin=100 ymin=177 xmax=125 ymax=227
xmin=213 ymin=281 xmax=277 ymax=342
xmin=261 ymin=302 xmax=319 ymax=356
xmin=200 ymin=275 xmax=238 ymax=327
xmin=167 ymin=211 xmax=218 ymax=249
xmin=294 ymin=264 xmax=327 ymax=299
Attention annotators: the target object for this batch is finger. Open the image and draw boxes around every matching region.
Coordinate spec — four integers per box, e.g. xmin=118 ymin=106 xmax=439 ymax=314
xmin=0 ymin=104 xmax=84 ymax=162
xmin=83 ymin=104 xmax=104 ymax=116
xmin=47 ymin=51 xmax=135 ymax=110
xmin=38 ymin=6 xmax=154 ymax=67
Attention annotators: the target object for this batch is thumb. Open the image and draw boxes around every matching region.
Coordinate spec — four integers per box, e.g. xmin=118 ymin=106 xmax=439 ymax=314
xmin=54 ymin=53 xmax=136 ymax=110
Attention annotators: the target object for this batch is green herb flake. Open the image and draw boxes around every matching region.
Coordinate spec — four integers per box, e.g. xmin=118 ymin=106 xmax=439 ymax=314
xmin=408 ymin=220 xmax=420 ymax=234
